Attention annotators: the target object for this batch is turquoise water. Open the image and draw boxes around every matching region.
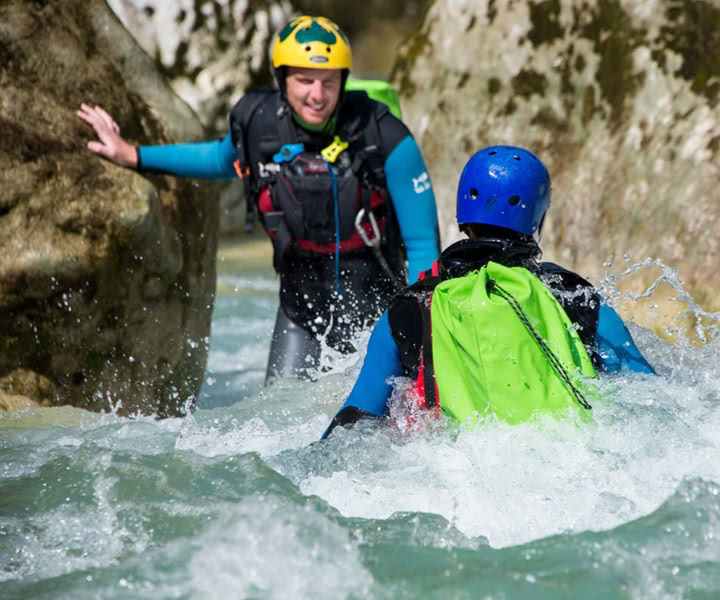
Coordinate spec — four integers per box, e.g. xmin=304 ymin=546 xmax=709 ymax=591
xmin=2 ymin=257 xmax=720 ymax=599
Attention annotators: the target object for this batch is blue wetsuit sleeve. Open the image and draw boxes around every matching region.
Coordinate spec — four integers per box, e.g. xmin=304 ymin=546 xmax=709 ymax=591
xmin=384 ymin=135 xmax=440 ymax=283
xmin=137 ymin=130 xmax=237 ymax=179
xmin=594 ymin=304 xmax=655 ymax=374
xmin=321 ymin=311 xmax=403 ymax=438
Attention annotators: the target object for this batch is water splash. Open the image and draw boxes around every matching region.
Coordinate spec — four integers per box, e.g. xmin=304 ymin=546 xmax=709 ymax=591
xmin=2 ymin=262 xmax=720 ymax=598
xmin=598 ymin=256 xmax=720 ymax=346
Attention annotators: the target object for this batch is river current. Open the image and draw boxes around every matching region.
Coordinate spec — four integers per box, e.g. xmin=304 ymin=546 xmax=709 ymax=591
xmin=1 ymin=246 xmax=719 ymax=599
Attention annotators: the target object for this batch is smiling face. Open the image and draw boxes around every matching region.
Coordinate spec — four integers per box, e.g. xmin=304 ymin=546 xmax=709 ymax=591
xmin=284 ymin=67 xmax=343 ymax=126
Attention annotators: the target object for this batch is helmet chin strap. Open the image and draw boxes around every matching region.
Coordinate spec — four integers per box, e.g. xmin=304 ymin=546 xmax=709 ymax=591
xmin=533 ymin=213 xmax=547 ymax=243
xmin=274 ymin=67 xmax=288 ymax=97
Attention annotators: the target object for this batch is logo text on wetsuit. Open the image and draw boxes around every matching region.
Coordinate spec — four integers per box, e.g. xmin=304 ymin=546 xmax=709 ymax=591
xmin=413 ymin=172 xmax=432 ymax=194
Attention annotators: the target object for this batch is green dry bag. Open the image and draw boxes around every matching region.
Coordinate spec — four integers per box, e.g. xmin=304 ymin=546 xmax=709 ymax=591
xmin=344 ymin=79 xmax=402 ymax=119
xmin=430 ymin=261 xmax=596 ymax=425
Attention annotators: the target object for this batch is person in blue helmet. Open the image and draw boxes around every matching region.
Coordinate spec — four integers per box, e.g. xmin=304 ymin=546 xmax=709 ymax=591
xmin=77 ymin=16 xmax=440 ymax=384
xmin=323 ymin=145 xmax=654 ymax=438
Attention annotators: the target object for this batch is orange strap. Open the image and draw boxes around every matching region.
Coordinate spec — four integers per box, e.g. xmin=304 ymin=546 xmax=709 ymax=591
xmin=233 ymin=159 xmax=250 ymax=178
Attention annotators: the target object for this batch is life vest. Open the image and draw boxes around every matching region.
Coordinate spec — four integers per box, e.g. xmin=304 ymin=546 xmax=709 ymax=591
xmin=230 ymin=89 xmax=402 ymax=274
xmin=389 ymin=239 xmax=601 ymax=425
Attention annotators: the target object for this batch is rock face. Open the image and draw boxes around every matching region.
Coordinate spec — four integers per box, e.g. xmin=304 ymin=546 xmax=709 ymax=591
xmin=395 ymin=0 xmax=720 ymax=309
xmin=107 ymin=0 xmax=294 ymax=134
xmin=0 ymin=0 xmax=220 ymax=416
xmin=296 ymin=0 xmax=428 ymax=78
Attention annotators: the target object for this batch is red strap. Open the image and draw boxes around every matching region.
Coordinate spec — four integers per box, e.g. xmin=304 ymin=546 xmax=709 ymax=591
xmin=414 ymin=359 xmax=428 ymax=409
xmin=413 ymin=291 xmax=442 ymax=414
xmin=257 ymin=187 xmax=273 ymax=213
xmin=418 ymin=259 xmax=441 ymax=282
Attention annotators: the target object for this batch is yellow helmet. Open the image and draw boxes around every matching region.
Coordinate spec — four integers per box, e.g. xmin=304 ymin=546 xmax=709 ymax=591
xmin=272 ymin=16 xmax=352 ymax=71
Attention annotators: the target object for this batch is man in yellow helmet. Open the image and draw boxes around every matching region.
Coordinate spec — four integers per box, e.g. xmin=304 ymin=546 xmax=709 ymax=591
xmin=78 ymin=16 xmax=440 ymax=383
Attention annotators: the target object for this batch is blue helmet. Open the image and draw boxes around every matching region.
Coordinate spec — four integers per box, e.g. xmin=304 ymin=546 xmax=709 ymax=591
xmin=456 ymin=146 xmax=551 ymax=237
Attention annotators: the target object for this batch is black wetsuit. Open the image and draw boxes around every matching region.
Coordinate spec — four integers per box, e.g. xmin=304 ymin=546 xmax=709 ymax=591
xmin=229 ymin=89 xmax=440 ymax=382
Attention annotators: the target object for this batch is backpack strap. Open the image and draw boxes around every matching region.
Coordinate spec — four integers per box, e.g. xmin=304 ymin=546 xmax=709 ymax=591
xmin=537 ymin=262 xmax=602 ymax=365
xmin=417 ymin=291 xmax=439 ymax=408
xmin=275 ymin=95 xmax=296 ymax=146
xmin=230 ymin=89 xmax=276 ymax=232
xmin=344 ymin=91 xmax=388 ymax=190
xmin=388 ymin=272 xmax=444 ymax=379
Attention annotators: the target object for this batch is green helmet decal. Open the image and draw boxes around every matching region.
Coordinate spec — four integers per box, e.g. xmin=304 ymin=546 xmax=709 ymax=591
xmin=295 ymin=21 xmax=337 ymax=45
xmin=279 ymin=17 xmax=348 ymax=45
xmin=278 ymin=21 xmax=296 ymax=42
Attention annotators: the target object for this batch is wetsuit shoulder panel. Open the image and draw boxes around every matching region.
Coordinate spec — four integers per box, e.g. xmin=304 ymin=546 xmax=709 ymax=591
xmin=375 ymin=108 xmax=412 ymax=155
xmin=384 ymin=135 xmax=440 ymax=282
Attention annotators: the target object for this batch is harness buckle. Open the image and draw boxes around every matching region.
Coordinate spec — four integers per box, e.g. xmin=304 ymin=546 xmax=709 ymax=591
xmin=273 ymin=143 xmax=304 ymax=164
xmin=354 ymin=208 xmax=381 ymax=248
xmin=321 ymin=136 xmax=349 ymax=164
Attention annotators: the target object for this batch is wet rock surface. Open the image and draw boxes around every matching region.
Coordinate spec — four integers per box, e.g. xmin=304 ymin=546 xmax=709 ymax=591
xmin=107 ymin=0 xmax=294 ymax=135
xmin=0 ymin=0 xmax=220 ymax=416
xmin=395 ymin=0 xmax=720 ymax=309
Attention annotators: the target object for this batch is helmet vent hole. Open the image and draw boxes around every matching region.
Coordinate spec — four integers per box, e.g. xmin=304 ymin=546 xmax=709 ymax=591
xmin=488 ymin=151 xmax=497 ymax=155
xmin=513 ymin=154 xmax=521 ymax=160
xmin=469 ymin=188 xmax=479 ymax=199
xmin=326 ymin=46 xmax=331 ymax=52
xmin=305 ymin=45 xmax=311 ymax=51
xmin=508 ymin=195 xmax=520 ymax=206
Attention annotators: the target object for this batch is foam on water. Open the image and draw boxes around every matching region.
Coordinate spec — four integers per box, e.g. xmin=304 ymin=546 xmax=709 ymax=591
xmin=291 ymin=259 xmax=720 ymax=548
xmin=1 ymin=258 xmax=719 ymax=598
xmin=294 ymin=364 xmax=719 ymax=545
xmin=186 ymin=497 xmax=373 ymax=599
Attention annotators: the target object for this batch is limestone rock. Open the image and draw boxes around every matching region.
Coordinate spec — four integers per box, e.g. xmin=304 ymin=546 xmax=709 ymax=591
xmin=0 ymin=393 xmax=39 ymax=412
xmin=0 ymin=0 xmax=220 ymax=416
xmin=106 ymin=0 xmax=294 ymax=134
xmin=0 ymin=369 xmax=58 ymax=407
xmin=395 ymin=0 xmax=720 ymax=310
xmin=295 ymin=0 xmax=428 ymax=78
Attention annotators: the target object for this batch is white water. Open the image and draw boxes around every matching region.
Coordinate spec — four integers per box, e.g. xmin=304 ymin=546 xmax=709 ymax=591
xmin=196 ymin=257 xmax=720 ymax=550
xmin=2 ymin=257 xmax=719 ymax=599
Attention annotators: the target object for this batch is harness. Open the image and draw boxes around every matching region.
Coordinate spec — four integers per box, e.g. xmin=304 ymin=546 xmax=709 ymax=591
xmin=230 ymin=90 xmax=404 ymax=286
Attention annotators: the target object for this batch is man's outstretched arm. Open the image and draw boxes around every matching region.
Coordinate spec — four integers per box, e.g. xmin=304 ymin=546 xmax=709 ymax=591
xmin=137 ymin=133 xmax=237 ymax=179
xmin=78 ymin=103 xmax=237 ymax=179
